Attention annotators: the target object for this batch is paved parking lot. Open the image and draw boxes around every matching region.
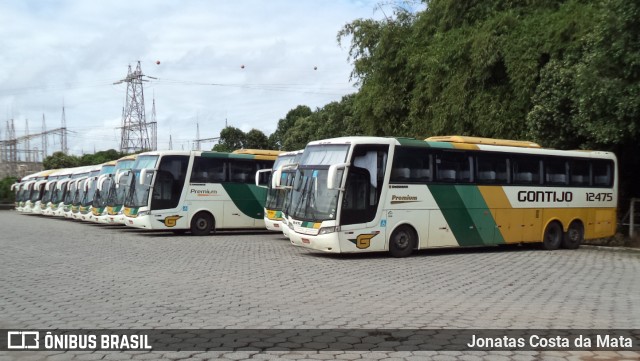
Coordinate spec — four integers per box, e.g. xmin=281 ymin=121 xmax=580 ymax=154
xmin=1 ymin=210 xmax=639 ymax=360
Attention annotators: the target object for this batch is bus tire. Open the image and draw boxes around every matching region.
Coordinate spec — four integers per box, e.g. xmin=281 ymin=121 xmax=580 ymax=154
xmin=562 ymin=221 xmax=584 ymax=249
xmin=542 ymin=221 xmax=563 ymax=250
xmin=389 ymin=225 xmax=416 ymax=258
xmin=190 ymin=212 xmax=214 ymax=236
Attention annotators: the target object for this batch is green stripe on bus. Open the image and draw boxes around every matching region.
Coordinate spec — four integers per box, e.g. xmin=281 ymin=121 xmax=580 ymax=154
xmin=455 ymin=185 xmax=505 ymax=245
xmin=428 ymin=184 xmax=486 ymax=246
xmin=221 ymin=183 xmax=267 ymax=219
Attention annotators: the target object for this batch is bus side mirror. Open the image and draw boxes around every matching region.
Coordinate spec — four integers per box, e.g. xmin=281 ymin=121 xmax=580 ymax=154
xmin=272 ymin=169 xmax=282 ymax=188
xmin=140 ymin=169 xmax=148 ymax=185
xmin=255 ymin=169 xmax=272 ymax=188
xmin=139 ymin=168 xmax=156 ymax=185
xmin=97 ymin=174 xmax=109 ymax=190
xmin=327 ymin=163 xmax=349 ymax=190
xmin=116 ymin=170 xmax=130 ymax=184
xmin=85 ymin=179 xmax=92 ymax=191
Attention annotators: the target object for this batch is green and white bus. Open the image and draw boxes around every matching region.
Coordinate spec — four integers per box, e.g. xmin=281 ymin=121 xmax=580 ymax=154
xmin=92 ymin=155 xmax=137 ymax=223
xmin=285 ymin=136 xmax=617 ymax=257
xmin=123 ymin=149 xmax=279 ymax=235
xmin=257 ymin=150 xmax=303 ymax=231
xmin=79 ymin=161 xmax=117 ymax=222
xmin=62 ymin=166 xmax=93 ymax=218
xmin=42 ymin=167 xmax=74 ymax=216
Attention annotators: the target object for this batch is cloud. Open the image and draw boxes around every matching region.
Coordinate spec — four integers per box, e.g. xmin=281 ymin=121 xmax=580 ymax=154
xmin=0 ymin=0 xmax=386 ymax=156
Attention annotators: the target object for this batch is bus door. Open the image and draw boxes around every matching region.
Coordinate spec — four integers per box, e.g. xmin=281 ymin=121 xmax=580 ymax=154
xmin=338 ymin=145 xmax=389 ymax=252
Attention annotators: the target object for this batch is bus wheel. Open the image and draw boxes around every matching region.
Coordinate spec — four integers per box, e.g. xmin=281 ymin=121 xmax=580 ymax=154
xmin=562 ymin=221 xmax=584 ymax=249
xmin=542 ymin=221 xmax=562 ymax=250
xmin=389 ymin=225 xmax=416 ymax=258
xmin=191 ymin=212 xmax=214 ymax=236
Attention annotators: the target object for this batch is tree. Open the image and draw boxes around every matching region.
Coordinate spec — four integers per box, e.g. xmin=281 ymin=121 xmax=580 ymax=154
xmin=0 ymin=176 xmax=18 ymax=202
xmin=244 ymin=129 xmax=272 ymax=149
xmin=43 ymin=151 xmax=80 ymax=169
xmin=213 ymin=126 xmax=246 ymax=152
xmin=269 ymin=106 xmax=313 ymax=150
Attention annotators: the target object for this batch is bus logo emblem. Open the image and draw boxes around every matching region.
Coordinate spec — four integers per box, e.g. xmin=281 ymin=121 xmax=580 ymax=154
xmin=159 ymin=215 xmax=182 ymax=227
xmin=348 ymin=232 xmax=379 ymax=249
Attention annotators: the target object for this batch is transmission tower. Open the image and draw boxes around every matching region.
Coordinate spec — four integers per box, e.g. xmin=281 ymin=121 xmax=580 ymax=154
xmin=115 ymin=61 xmax=156 ymax=153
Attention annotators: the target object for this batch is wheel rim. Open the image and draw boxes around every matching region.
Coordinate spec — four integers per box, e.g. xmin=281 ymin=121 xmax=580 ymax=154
xmin=394 ymin=231 xmax=410 ymax=249
xmin=546 ymin=225 xmax=561 ymax=244
xmin=568 ymin=228 xmax=580 ymax=243
xmin=196 ymin=218 xmax=208 ymax=230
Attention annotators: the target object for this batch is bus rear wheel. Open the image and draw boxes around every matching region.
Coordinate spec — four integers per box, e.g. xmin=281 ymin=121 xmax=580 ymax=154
xmin=389 ymin=225 xmax=416 ymax=258
xmin=562 ymin=221 xmax=584 ymax=249
xmin=191 ymin=212 xmax=214 ymax=236
xmin=542 ymin=221 xmax=563 ymax=250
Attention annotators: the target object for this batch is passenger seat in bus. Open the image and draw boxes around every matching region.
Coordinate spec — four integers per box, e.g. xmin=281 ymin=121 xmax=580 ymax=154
xmin=411 ymin=168 xmax=431 ymax=181
xmin=478 ymin=171 xmax=496 ymax=182
xmin=391 ymin=168 xmax=410 ymax=181
xmin=438 ymin=169 xmax=456 ymax=181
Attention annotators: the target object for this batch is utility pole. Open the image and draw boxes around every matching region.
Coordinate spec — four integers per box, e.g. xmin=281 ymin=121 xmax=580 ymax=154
xmin=42 ymin=114 xmax=47 ymax=159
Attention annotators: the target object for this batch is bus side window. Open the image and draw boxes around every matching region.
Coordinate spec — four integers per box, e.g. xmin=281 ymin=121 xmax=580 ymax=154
xmin=476 ymin=153 xmax=508 ymax=184
xmin=229 ymin=160 xmax=254 ymax=184
xmin=512 ymin=157 xmax=540 ymax=185
xmin=391 ymin=147 xmax=431 ymax=183
xmin=570 ymin=160 xmax=591 ymax=186
xmin=435 ymin=151 xmax=472 ymax=183
xmin=593 ymin=160 xmax=613 ymax=187
xmin=544 ymin=158 xmax=568 ymax=185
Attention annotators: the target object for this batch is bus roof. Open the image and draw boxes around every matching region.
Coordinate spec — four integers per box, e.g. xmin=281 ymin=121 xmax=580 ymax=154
xmin=306 ymin=136 xmax=616 ymax=160
xmin=232 ymin=149 xmax=283 ymax=157
xmin=117 ymin=154 xmax=137 ymax=161
xmin=425 ymin=135 xmax=541 ymax=148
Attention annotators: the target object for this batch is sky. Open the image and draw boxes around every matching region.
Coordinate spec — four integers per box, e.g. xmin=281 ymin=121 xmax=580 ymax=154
xmin=0 ymin=0 xmax=422 ymax=157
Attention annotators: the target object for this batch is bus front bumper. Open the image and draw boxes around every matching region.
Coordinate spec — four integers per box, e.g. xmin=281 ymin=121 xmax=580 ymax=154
xmin=264 ymin=217 xmax=283 ymax=232
xmin=125 ymin=214 xmax=152 ymax=229
xmin=289 ymin=231 xmax=341 ymax=253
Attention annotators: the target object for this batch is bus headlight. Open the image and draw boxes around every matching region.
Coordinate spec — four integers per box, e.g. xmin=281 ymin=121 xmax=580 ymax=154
xmin=281 ymin=218 xmax=288 ymax=226
xmin=137 ymin=211 xmax=149 ymax=217
xmin=318 ymin=226 xmax=337 ymax=235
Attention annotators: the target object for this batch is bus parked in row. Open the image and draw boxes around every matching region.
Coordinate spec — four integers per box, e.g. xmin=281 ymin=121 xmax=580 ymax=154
xmin=79 ymin=161 xmax=117 ymax=221
xmin=257 ymin=150 xmax=303 ymax=231
xmin=42 ymin=168 xmax=75 ymax=216
xmin=63 ymin=167 xmax=93 ymax=218
xmin=21 ymin=169 xmax=59 ymax=213
xmin=284 ymin=136 xmax=617 ymax=257
xmin=93 ymin=155 xmax=137 ymax=223
xmin=123 ymin=149 xmax=279 ymax=234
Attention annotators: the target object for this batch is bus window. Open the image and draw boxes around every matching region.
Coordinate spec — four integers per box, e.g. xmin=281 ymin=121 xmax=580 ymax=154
xmin=229 ymin=161 xmax=254 ymax=183
xmin=435 ymin=151 xmax=472 ymax=183
xmin=512 ymin=156 xmax=541 ymax=185
xmin=190 ymin=157 xmax=226 ymax=183
xmin=391 ymin=147 xmax=431 ymax=183
xmin=476 ymin=153 xmax=508 ymax=184
xmin=593 ymin=160 xmax=613 ymax=187
xmin=544 ymin=158 xmax=568 ymax=185
xmin=570 ymin=160 xmax=591 ymax=186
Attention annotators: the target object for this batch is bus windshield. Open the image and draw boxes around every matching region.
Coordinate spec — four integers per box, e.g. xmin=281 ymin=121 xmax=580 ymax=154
xmin=125 ymin=170 xmax=154 ymax=208
xmin=289 ymin=144 xmax=349 ymax=222
xmin=107 ymin=172 xmax=131 ymax=207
